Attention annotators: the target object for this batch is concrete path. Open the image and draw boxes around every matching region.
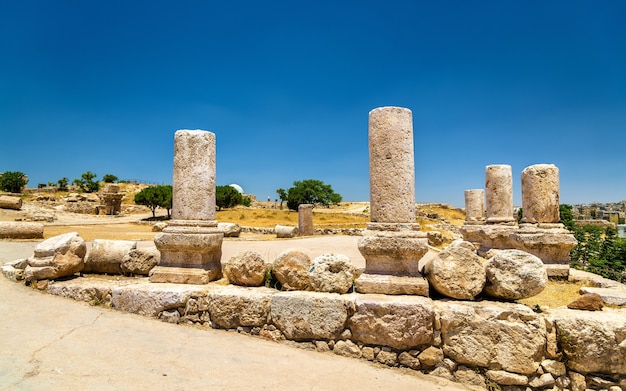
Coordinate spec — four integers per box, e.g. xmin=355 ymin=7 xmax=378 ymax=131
xmin=0 ymin=240 xmax=468 ymax=391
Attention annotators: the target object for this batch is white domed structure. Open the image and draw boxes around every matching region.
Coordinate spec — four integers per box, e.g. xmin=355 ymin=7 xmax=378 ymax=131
xmin=229 ymin=184 xmax=244 ymax=194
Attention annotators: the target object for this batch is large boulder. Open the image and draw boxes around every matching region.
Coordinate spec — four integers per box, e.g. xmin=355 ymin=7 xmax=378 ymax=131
xmin=436 ymin=300 xmax=546 ymax=375
xmin=423 ymin=240 xmax=485 ymax=299
xmin=24 ymin=232 xmax=86 ymax=281
xmin=272 ymin=249 xmax=311 ymax=291
xmin=348 ymin=294 xmax=434 ymax=350
xmin=269 ymin=291 xmax=352 ymax=341
xmin=217 ymin=222 xmax=241 ymax=238
xmin=551 ymin=308 xmax=626 ymax=375
xmin=308 ymin=253 xmax=357 ymax=294
xmin=207 ymin=285 xmax=274 ymax=329
xmin=483 ymin=249 xmax=547 ymax=300
xmin=84 ymin=240 xmax=137 ymax=274
xmin=223 ymin=251 xmax=266 ymax=287
xmin=121 ymin=247 xmax=160 ymax=275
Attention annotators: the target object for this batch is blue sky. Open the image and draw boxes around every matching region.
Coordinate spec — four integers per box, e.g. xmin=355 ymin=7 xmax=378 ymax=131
xmin=1 ymin=1 xmax=624 ymax=207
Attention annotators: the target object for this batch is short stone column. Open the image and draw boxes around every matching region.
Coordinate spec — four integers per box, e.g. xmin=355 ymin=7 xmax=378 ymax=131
xmin=97 ymin=184 xmax=124 ymax=215
xmin=521 ymin=164 xmax=560 ymax=224
xmin=464 ymin=189 xmax=485 ymax=223
xmin=485 ymin=164 xmax=515 ymax=224
xmin=298 ymin=204 xmax=314 ymax=236
xmin=356 ymin=107 xmax=429 ymax=296
xmin=150 ymin=129 xmax=224 ymax=284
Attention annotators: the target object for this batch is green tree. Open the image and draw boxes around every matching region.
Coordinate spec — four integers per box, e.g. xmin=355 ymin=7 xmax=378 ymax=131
xmin=216 ymin=185 xmax=242 ymax=210
xmin=134 ymin=185 xmax=171 ymax=218
xmin=276 ymin=188 xmax=287 ymax=209
xmin=73 ymin=171 xmax=100 ymax=193
xmin=102 ymin=174 xmax=118 ymax=183
xmin=283 ymin=179 xmax=342 ymax=211
xmin=0 ymin=171 xmax=28 ymax=193
xmin=57 ymin=177 xmax=69 ymax=191
xmin=559 ymin=204 xmax=576 ymax=232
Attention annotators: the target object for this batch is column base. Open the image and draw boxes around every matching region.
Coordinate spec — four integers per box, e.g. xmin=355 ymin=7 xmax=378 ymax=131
xmin=355 ymin=273 xmax=429 ymax=296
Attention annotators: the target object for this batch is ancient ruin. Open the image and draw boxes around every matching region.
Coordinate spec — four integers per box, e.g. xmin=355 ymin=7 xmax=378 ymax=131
xmin=149 ymin=129 xmax=224 ymax=284
xmin=461 ymin=163 xmax=578 ymax=278
xmin=356 ymin=106 xmax=429 ymax=295
xmin=297 ymin=204 xmax=314 ymax=236
xmin=463 ymin=189 xmax=485 ymax=224
xmin=97 ymin=184 xmax=124 ymax=215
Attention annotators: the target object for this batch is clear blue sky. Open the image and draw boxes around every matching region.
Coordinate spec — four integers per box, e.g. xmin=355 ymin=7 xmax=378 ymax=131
xmin=1 ymin=1 xmax=624 ymax=207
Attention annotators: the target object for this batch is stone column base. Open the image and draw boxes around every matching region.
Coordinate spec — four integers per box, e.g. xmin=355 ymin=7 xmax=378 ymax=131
xmin=355 ymin=273 xmax=429 ymax=296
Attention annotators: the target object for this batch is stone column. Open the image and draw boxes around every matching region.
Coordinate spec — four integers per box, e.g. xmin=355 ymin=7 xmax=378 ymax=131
xmin=485 ymin=164 xmax=515 ymax=224
xmin=464 ymin=189 xmax=485 ymax=223
xmin=150 ymin=129 xmax=224 ymax=284
xmin=521 ymin=164 xmax=560 ymax=224
xmin=298 ymin=204 xmax=314 ymax=236
xmin=356 ymin=107 xmax=429 ymax=296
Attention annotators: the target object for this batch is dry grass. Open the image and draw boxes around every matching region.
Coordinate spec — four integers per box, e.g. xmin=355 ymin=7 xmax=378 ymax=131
xmin=44 ymin=224 xmax=156 ymax=241
xmin=216 ymin=208 xmax=370 ymax=228
xmin=517 ymin=280 xmax=585 ymax=309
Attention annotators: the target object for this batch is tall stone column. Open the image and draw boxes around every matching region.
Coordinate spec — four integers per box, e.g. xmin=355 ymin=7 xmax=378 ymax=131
xmin=150 ymin=130 xmax=224 ymax=284
xmin=464 ymin=189 xmax=485 ymax=223
xmin=298 ymin=204 xmax=314 ymax=236
xmin=485 ymin=164 xmax=515 ymax=224
xmin=521 ymin=164 xmax=560 ymax=224
xmin=356 ymin=107 xmax=429 ymax=296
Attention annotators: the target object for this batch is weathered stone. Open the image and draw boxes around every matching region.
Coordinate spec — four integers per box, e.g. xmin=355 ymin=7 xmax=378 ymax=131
xmin=223 ymin=251 xmax=266 ymax=287
xmin=398 ymin=352 xmax=421 ymax=370
xmin=24 ymin=232 xmax=86 ymax=281
xmin=551 ymin=307 xmax=626 ymax=375
xmin=376 ymin=350 xmax=397 ymax=366
xmin=275 ymin=224 xmax=298 ymax=238
xmin=483 ymin=249 xmax=547 ymax=300
xmin=121 ymin=247 xmax=160 ymax=275
xmin=555 ymin=375 xmax=571 ymax=389
xmin=437 ymin=300 xmax=546 ymax=374
xmin=84 ymin=239 xmax=136 ymax=274
xmin=418 ymin=346 xmax=444 ymax=367
xmin=272 ymin=249 xmax=311 ymax=291
xmin=207 ymin=285 xmax=274 ymax=329
xmin=521 ymin=164 xmax=560 ymax=224
xmin=348 ymin=294 xmax=434 ymax=350
xmin=567 ymin=293 xmax=604 ymax=311
xmin=315 ymin=341 xmax=330 ymax=352
xmin=568 ymin=371 xmax=586 ymax=391
xmin=308 ymin=253 xmax=356 ymax=294
xmin=269 ymin=291 xmax=351 ymax=341
xmin=355 ymin=273 xmax=429 ymax=296
xmin=111 ymin=283 xmax=207 ymax=317
xmin=152 ymin=222 xmax=168 ymax=232
xmin=429 ymin=366 xmax=454 ymax=381
xmin=0 ymin=222 xmax=44 ymax=239
xmin=464 ymin=189 xmax=485 ymax=223
xmin=333 ymin=340 xmax=361 ymax=358
xmin=217 ymin=222 xmax=241 ymax=237
xmin=529 ymin=373 xmax=555 ymax=388
xmin=485 ymin=164 xmax=515 ymax=224
xmin=455 ymin=366 xmax=486 ymax=388
xmin=423 ymin=241 xmax=485 ymax=299
xmin=485 ymin=370 xmax=529 ymax=386
xmin=159 ymin=309 xmax=180 ymax=324
xmin=509 ymin=225 xmax=577 ymax=272
xmin=361 ymin=346 xmax=375 ymax=361
xmin=46 ymin=277 xmax=133 ymax=305
xmin=357 ymin=230 xmax=428 ymax=276
xmin=541 ymin=359 xmax=566 ymax=377
xmin=368 ymin=106 xmax=416 ymax=223
xmin=0 ymin=195 xmax=22 ymax=210
xmin=297 ymin=204 xmax=314 ymax=236
xmin=579 ymin=286 xmax=626 ymax=306
xmin=1 ymin=263 xmax=24 ymax=281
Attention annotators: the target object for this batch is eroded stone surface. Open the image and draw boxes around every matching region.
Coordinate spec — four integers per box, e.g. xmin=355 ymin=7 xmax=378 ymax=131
xmin=207 ymin=285 xmax=274 ymax=328
xmin=24 ymin=232 xmax=86 ymax=281
xmin=348 ymin=294 xmax=434 ymax=350
xmin=483 ymin=249 xmax=547 ymax=300
xmin=111 ymin=283 xmax=208 ymax=317
xmin=308 ymin=253 xmax=356 ymax=294
xmin=521 ymin=164 xmax=560 ymax=224
xmin=464 ymin=189 xmax=485 ymax=222
xmin=485 ymin=164 xmax=515 ymax=224
xmin=217 ymin=222 xmax=241 ymax=237
xmin=223 ymin=251 xmax=266 ymax=287
xmin=0 ymin=222 xmax=43 ymax=239
xmin=84 ymin=239 xmax=137 ymax=274
xmin=121 ymin=247 xmax=160 ymax=275
xmin=272 ymin=249 xmax=311 ymax=291
xmin=275 ymin=225 xmax=298 ymax=238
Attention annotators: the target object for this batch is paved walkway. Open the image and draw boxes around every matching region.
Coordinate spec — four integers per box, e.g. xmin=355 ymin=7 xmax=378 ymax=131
xmin=0 ymin=240 xmax=467 ymax=391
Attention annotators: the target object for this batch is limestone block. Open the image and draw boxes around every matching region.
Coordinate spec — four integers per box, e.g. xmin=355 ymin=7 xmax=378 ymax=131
xmin=418 ymin=346 xmax=444 ymax=367
xmin=152 ymin=222 xmax=168 ymax=232
xmin=1 ymin=263 xmax=24 ymax=281
xmin=348 ymin=294 xmax=434 ymax=350
xmin=0 ymin=222 xmax=44 ymax=239
xmin=207 ymin=285 xmax=274 ymax=329
xmin=567 ymin=293 xmax=604 ymax=311
xmin=24 ymin=232 xmax=86 ymax=281
xmin=297 ymin=204 xmax=314 ymax=236
xmin=121 ymin=247 xmax=160 ymax=275
xmin=376 ymin=350 xmax=397 ymax=366
xmin=485 ymin=164 xmax=515 ymax=224
xmin=217 ymin=222 xmax=241 ymax=237
xmin=483 ymin=249 xmax=547 ymax=300
xmin=551 ymin=307 xmax=626 ymax=375
xmin=357 ymin=230 xmax=428 ymax=276
xmin=541 ymin=359 xmax=566 ymax=377
xmin=111 ymin=283 xmax=208 ymax=318
xmin=272 ymin=249 xmax=311 ymax=291
xmin=46 ymin=277 xmax=134 ymax=305
xmin=436 ymin=300 xmax=546 ymax=374
xmin=579 ymin=286 xmax=626 ymax=306
xmin=308 ymin=253 xmax=356 ymax=294
xmin=223 ymin=251 xmax=266 ymax=287
xmin=464 ymin=189 xmax=485 ymax=222
xmin=398 ymin=352 xmax=421 ymax=370
xmin=521 ymin=164 xmax=560 ymax=224
xmin=0 ymin=195 xmax=22 ymax=210
xmin=529 ymin=373 xmax=555 ymax=388
xmin=84 ymin=239 xmax=137 ymax=274
xmin=333 ymin=340 xmax=361 ymax=358
xmin=423 ymin=241 xmax=485 ymax=300
xmin=269 ymin=291 xmax=352 ymax=341
xmin=485 ymin=370 xmax=529 ymax=386
xmin=354 ymin=273 xmax=429 ymax=296
xmin=509 ymin=225 xmax=577 ymax=264
xmin=455 ymin=366 xmax=486 ymax=388
xmin=275 ymin=224 xmax=298 ymax=238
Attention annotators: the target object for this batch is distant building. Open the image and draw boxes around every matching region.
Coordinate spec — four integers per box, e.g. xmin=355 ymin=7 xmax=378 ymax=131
xmin=618 ymin=224 xmax=626 ymax=239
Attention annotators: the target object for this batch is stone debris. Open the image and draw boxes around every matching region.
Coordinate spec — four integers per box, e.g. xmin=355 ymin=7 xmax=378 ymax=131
xmin=223 ymin=251 xmax=267 ymax=287
xmin=483 ymin=249 xmax=548 ymax=300
xmin=0 ymin=222 xmax=44 ymax=239
xmin=0 ymin=195 xmax=22 ymax=210
xmin=275 ymin=224 xmax=298 ymax=238
xmin=272 ymin=249 xmax=311 ymax=291
xmin=567 ymin=292 xmax=604 ymax=311
xmin=84 ymin=239 xmax=137 ymax=274
xmin=217 ymin=222 xmax=241 ymax=237
xmin=308 ymin=253 xmax=356 ymax=294
xmin=121 ymin=247 xmax=160 ymax=275
xmin=24 ymin=232 xmax=86 ymax=281
xmin=579 ymin=286 xmax=626 ymax=306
